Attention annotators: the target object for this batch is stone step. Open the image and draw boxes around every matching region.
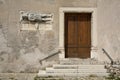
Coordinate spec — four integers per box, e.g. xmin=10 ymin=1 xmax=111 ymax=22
xmin=46 ymin=68 xmax=107 ymax=73
xmin=38 ymin=72 xmax=109 ymax=77
xmin=53 ymin=64 xmax=105 ymax=69
xmin=38 ymin=67 xmax=108 ymax=77
xmin=38 ymin=70 xmax=46 ymax=74
xmin=60 ymin=59 xmax=103 ymax=65
xmin=38 ymin=59 xmax=108 ymax=77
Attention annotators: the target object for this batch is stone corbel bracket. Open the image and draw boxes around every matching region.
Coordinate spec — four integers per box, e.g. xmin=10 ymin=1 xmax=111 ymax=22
xmin=20 ymin=11 xmax=53 ymax=24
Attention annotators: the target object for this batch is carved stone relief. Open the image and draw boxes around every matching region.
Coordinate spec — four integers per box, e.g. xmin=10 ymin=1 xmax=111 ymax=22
xmin=20 ymin=11 xmax=53 ymax=31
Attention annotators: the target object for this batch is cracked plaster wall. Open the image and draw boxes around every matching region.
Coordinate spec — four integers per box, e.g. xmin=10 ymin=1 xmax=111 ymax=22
xmin=0 ymin=0 xmax=120 ymax=72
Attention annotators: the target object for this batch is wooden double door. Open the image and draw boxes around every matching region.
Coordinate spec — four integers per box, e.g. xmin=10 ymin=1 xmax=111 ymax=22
xmin=65 ymin=13 xmax=91 ymax=58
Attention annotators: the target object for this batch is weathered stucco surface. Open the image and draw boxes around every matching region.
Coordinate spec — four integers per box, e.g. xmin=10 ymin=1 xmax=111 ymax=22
xmin=0 ymin=0 xmax=120 ymax=72
xmin=97 ymin=0 xmax=120 ymax=62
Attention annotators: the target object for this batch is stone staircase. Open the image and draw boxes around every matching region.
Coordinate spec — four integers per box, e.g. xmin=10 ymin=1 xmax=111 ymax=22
xmin=38 ymin=58 xmax=109 ymax=77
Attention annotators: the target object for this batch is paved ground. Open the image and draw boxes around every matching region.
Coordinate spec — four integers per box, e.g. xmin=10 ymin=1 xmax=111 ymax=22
xmin=0 ymin=73 xmax=37 ymax=80
xmin=0 ymin=73 xmax=111 ymax=80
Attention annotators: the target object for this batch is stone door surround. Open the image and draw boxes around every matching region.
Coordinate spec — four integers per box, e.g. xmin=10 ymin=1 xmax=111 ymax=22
xmin=59 ymin=7 xmax=97 ymax=59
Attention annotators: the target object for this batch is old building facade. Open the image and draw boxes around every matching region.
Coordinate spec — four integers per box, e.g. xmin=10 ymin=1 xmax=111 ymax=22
xmin=0 ymin=0 xmax=120 ymax=74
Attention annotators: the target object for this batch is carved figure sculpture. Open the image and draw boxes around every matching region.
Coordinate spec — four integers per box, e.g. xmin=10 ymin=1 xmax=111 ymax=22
xmin=20 ymin=11 xmax=53 ymax=23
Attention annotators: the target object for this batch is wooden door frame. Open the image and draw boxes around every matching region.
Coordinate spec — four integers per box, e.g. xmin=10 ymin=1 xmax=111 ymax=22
xmin=58 ymin=7 xmax=98 ymax=59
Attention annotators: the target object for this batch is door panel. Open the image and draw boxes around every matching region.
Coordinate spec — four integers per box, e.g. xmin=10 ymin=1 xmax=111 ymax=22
xmin=66 ymin=48 xmax=77 ymax=58
xmin=65 ymin=13 xmax=91 ymax=58
xmin=77 ymin=48 xmax=90 ymax=58
xmin=77 ymin=13 xmax=91 ymax=47
xmin=67 ymin=15 xmax=77 ymax=47
xmin=65 ymin=13 xmax=78 ymax=57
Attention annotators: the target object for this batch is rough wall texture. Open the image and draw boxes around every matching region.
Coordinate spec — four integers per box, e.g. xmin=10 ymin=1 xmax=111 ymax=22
xmin=97 ymin=0 xmax=120 ymax=62
xmin=0 ymin=0 xmax=120 ymax=73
